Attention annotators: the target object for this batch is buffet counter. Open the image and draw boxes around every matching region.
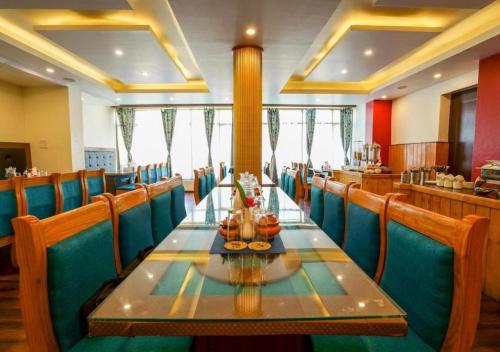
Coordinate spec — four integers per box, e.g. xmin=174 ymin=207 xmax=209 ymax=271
xmin=335 ymin=170 xmax=400 ymax=196
xmin=394 ymin=182 xmax=500 ymax=300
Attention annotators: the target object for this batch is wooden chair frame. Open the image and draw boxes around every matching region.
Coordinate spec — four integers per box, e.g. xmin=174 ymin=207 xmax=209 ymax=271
xmin=93 ymin=186 xmax=148 ymax=275
xmin=311 ymin=175 xmax=327 ymax=192
xmin=0 ymin=177 xmax=22 ymax=266
xmin=169 ymin=174 xmax=184 ymax=190
xmin=54 ymin=171 xmax=85 ymax=211
xmin=286 ymin=169 xmax=302 ymax=203
xmin=12 ymin=201 xmax=114 ymax=352
xmin=385 ymin=199 xmax=489 ymax=352
xmin=20 ymin=175 xmax=61 ymax=215
xmin=145 ymin=179 xmax=170 ymax=200
xmin=193 ymin=168 xmax=205 ymax=205
xmin=136 ymin=165 xmax=149 ymax=184
xmin=219 ymin=162 xmax=225 ymax=182
xmin=82 ymin=169 xmax=106 ymax=204
xmin=146 ymin=164 xmax=154 ymax=184
xmin=345 ymin=186 xmax=390 ymax=283
xmin=300 ymin=163 xmax=313 ymax=201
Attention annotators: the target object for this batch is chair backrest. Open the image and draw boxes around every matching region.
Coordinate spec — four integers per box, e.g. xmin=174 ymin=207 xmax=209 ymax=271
xmin=12 ymin=201 xmax=117 ymax=352
xmin=160 ymin=162 xmax=169 ymax=179
xmin=219 ymin=161 xmax=227 ymax=180
xmin=95 ymin=187 xmax=154 ymax=273
xmin=193 ymin=168 xmax=206 ymax=205
xmin=207 ymin=166 xmax=216 ymax=190
xmin=169 ymin=174 xmax=187 ymax=227
xmin=146 ymin=180 xmax=174 ymax=245
xmin=146 ymin=164 xmax=156 ymax=184
xmin=0 ymin=178 xmax=22 ymax=243
xmin=56 ymin=171 xmax=85 ymax=212
xmin=344 ymin=187 xmax=389 ymax=282
xmin=83 ymin=169 xmax=105 ymax=204
xmin=308 ymin=175 xmax=325 ymax=226
xmin=136 ymin=165 xmax=150 ymax=184
xmin=286 ymin=169 xmax=301 ymax=203
xmin=383 ymin=200 xmax=488 ymax=352
xmin=21 ymin=175 xmax=59 ymax=220
xmin=280 ymin=166 xmax=288 ymax=190
xmin=321 ymin=180 xmax=358 ymax=245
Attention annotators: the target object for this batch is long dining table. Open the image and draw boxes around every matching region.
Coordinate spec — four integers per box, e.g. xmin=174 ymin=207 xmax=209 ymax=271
xmin=218 ymin=173 xmax=275 ymax=187
xmin=88 ymin=186 xmax=407 ymax=349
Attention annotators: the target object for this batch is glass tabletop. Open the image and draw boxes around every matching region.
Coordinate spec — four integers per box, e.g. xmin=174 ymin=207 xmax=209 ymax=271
xmin=89 ymin=187 xmax=405 ymax=327
xmin=219 ymin=173 xmax=275 ymax=187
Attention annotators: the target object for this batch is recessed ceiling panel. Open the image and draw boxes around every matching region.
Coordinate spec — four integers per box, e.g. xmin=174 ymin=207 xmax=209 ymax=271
xmin=306 ymin=29 xmax=438 ymax=82
xmin=372 ymin=0 xmax=493 ymax=9
xmin=0 ymin=0 xmax=131 ymax=10
xmin=0 ymin=63 xmax=56 ymax=87
xmin=38 ymin=30 xmax=186 ymax=84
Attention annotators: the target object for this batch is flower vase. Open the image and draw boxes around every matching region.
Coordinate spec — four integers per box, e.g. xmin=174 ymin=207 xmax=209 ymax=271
xmin=240 ymin=208 xmax=255 ymax=241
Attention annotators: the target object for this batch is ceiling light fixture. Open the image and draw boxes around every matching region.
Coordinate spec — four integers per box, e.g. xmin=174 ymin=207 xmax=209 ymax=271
xmin=341 ymin=69 xmax=348 ymax=74
xmin=381 ymin=95 xmax=387 ymax=99
xmin=46 ymin=67 xmax=55 ymax=74
xmin=433 ymin=73 xmax=442 ymax=79
xmin=116 ymin=97 xmax=121 ymax=101
xmin=246 ymin=27 xmax=256 ymax=36
xmin=169 ymin=97 xmax=175 ymax=101
xmin=114 ymin=49 xmax=123 ymax=56
xmin=142 ymin=71 xmax=149 ymax=77
xmin=315 ymin=98 xmax=320 ymax=102
xmin=364 ymin=49 xmax=373 ymax=56
xmin=224 ymin=97 xmax=229 ymax=102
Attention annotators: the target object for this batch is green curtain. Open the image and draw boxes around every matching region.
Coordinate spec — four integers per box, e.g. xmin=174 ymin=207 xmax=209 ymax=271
xmin=205 ymin=194 xmax=216 ymax=225
xmin=268 ymin=187 xmax=280 ymax=218
xmin=305 ymin=108 xmax=316 ymax=170
xmin=161 ymin=108 xmax=177 ymax=176
xmin=116 ymin=107 xmax=135 ymax=165
xmin=340 ymin=107 xmax=353 ymax=166
xmin=204 ymin=107 xmax=215 ymax=167
xmin=267 ymin=108 xmax=280 ymax=184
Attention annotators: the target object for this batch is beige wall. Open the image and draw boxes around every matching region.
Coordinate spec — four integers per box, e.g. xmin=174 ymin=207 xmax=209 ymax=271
xmin=391 ymin=70 xmax=478 ymax=144
xmin=0 ymin=80 xmax=25 ymax=142
xmin=82 ymin=94 xmax=115 ymax=149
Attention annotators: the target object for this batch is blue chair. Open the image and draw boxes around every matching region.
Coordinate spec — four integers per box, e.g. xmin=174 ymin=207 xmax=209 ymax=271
xmin=0 ymin=177 xmax=21 ymax=265
xmin=308 ymin=175 xmax=325 ymax=226
xmin=280 ymin=167 xmax=288 ymax=190
xmin=219 ymin=161 xmax=227 ymax=181
xmin=114 ymin=173 xmax=136 ymax=194
xmin=21 ymin=175 xmax=59 ymax=220
xmin=194 ymin=168 xmax=207 ymax=205
xmin=58 ymin=171 xmax=85 ymax=212
xmin=149 ymin=164 xmax=158 ymax=184
xmin=96 ymin=187 xmax=155 ymax=272
xmin=136 ymin=165 xmax=150 ymax=185
xmin=343 ymin=187 xmax=389 ymax=281
xmin=12 ymin=201 xmax=192 ymax=352
xmin=321 ymin=180 xmax=358 ymax=246
xmin=147 ymin=180 xmax=174 ymax=245
xmin=286 ymin=169 xmax=300 ymax=203
xmin=169 ymin=174 xmax=187 ymax=227
xmin=312 ymin=199 xmax=489 ymax=352
xmin=84 ymin=169 xmax=105 ymax=204
xmin=160 ymin=162 xmax=170 ymax=179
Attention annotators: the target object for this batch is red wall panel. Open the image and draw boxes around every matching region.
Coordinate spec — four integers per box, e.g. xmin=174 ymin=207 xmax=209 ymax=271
xmin=366 ymin=100 xmax=392 ymax=164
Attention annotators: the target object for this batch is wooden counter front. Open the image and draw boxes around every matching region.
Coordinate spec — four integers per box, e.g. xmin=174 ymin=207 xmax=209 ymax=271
xmin=394 ymin=182 xmax=500 ymax=300
xmin=336 ymin=170 xmax=400 ymax=196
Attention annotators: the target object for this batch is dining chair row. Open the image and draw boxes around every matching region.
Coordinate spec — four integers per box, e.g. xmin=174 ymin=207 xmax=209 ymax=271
xmin=279 ymin=166 xmax=302 ymax=203
xmin=135 ymin=162 xmax=170 ymax=187
xmin=219 ymin=161 xmax=228 ymax=181
xmin=194 ymin=166 xmax=216 ymax=205
xmin=13 ymin=177 xmax=192 ymax=352
xmin=0 ymin=169 xmax=106 ymax=263
xmin=309 ymin=175 xmax=489 ymax=352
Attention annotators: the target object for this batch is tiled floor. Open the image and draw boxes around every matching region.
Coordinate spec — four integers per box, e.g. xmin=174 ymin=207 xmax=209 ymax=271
xmin=0 ymin=192 xmax=498 ymax=351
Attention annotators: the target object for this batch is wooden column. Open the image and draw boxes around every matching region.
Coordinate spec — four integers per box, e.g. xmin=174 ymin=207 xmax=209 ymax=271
xmin=233 ymin=46 xmax=263 ymax=182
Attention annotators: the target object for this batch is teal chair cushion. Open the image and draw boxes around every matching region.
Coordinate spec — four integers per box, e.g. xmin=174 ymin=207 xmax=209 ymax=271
xmin=343 ymin=202 xmax=380 ymax=278
xmin=150 ymin=169 xmax=157 ymax=184
xmin=171 ymin=185 xmax=187 ymax=227
xmin=286 ymin=175 xmax=296 ymax=200
xmin=311 ymin=328 xmax=434 ymax=352
xmin=307 ymin=177 xmax=313 ymax=184
xmin=118 ymin=202 xmax=154 ymax=268
xmin=198 ymin=175 xmax=207 ymax=200
xmin=140 ymin=170 xmax=148 ymax=184
xmin=280 ymin=172 xmax=286 ymax=190
xmin=321 ymin=192 xmax=345 ymax=245
xmin=70 ymin=334 xmax=193 ymax=352
xmin=151 ymin=192 xmax=174 ymax=245
xmin=47 ymin=220 xmax=116 ymax=352
xmin=116 ymin=184 xmax=136 ymax=191
xmin=25 ymin=184 xmax=56 ymax=220
xmin=0 ymin=189 xmax=17 ymax=237
xmin=161 ymin=166 xmax=169 ymax=178
xmin=309 ymin=185 xmax=324 ymax=226
xmin=61 ymin=180 xmax=83 ymax=212
xmin=222 ymin=165 xmax=227 ymax=178
xmin=381 ymin=221 xmax=454 ymax=350
xmin=210 ymin=172 xmax=216 ymax=189
xmin=87 ymin=176 xmax=104 ymax=203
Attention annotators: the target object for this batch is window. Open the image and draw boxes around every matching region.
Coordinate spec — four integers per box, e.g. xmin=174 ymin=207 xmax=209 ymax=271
xmin=262 ymin=108 xmax=347 ymax=171
xmin=117 ymin=108 xmax=232 ymax=179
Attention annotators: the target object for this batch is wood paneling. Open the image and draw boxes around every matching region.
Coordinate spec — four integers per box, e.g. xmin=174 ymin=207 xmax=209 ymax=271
xmin=233 ymin=46 xmax=263 ymax=183
xmin=394 ymin=183 xmax=500 ymax=300
xmin=337 ymin=170 xmax=399 ymax=196
xmin=389 ymin=142 xmax=449 ymax=175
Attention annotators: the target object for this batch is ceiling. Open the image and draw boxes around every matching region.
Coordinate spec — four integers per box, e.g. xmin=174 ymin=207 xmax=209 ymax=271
xmin=0 ymin=0 xmax=498 ymax=105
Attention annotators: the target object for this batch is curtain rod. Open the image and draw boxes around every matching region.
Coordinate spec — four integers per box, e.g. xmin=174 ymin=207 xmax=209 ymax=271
xmin=113 ymin=103 xmax=357 ymax=109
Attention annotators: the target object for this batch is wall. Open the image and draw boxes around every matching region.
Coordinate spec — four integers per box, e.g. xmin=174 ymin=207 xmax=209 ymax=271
xmin=472 ymin=53 xmax=500 ymax=179
xmin=82 ymin=94 xmax=115 ymax=149
xmin=68 ymin=86 xmax=84 ymax=170
xmin=365 ymin=100 xmax=392 ymax=164
xmin=0 ymin=80 xmax=25 ymax=142
xmin=391 ymin=70 xmax=478 ymax=144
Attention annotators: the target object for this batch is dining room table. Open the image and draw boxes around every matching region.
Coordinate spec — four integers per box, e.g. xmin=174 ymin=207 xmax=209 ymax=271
xmin=218 ymin=173 xmax=275 ymax=187
xmin=88 ymin=186 xmax=407 ymax=351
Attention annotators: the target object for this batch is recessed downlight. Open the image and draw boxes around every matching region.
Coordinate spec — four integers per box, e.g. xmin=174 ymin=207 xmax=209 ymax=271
xmin=364 ymin=49 xmax=373 ymax=56
xmin=142 ymin=71 xmax=149 ymax=77
xmin=341 ymin=69 xmax=348 ymax=74
xmin=114 ymin=49 xmax=123 ymax=56
xmin=246 ymin=27 xmax=256 ymax=36
xmin=315 ymin=98 xmax=320 ymax=102
xmin=224 ymin=97 xmax=229 ymax=102
xmin=169 ymin=97 xmax=175 ymax=101
xmin=433 ymin=73 xmax=442 ymax=79
xmin=381 ymin=95 xmax=387 ymax=99
xmin=116 ymin=97 xmax=121 ymax=101
xmin=46 ymin=67 xmax=55 ymax=74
